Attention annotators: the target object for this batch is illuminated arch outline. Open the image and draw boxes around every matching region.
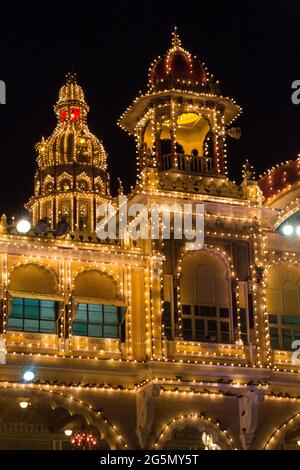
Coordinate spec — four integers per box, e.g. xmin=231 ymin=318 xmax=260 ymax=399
xmin=151 ymin=412 xmax=235 ymax=450
xmin=0 ymin=381 xmax=128 ymax=449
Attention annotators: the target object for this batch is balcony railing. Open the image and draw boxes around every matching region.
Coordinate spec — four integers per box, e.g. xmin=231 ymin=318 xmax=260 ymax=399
xmin=160 ymin=153 xmax=213 ymax=174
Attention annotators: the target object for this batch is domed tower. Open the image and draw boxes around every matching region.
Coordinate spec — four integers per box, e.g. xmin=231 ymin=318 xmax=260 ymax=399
xmin=27 ymin=74 xmax=110 ymax=235
xmin=119 ymin=28 xmax=241 ymax=183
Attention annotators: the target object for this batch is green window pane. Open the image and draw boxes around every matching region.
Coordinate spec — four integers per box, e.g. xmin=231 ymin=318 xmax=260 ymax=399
xmin=103 ymin=305 xmax=117 ymax=314
xmin=103 ymin=325 xmax=119 ymax=338
xmin=40 ymin=300 xmax=54 ymax=309
xmin=24 ymin=299 xmax=39 ymax=308
xmin=24 ymin=299 xmax=39 ymax=319
xmin=24 ymin=319 xmax=39 ymax=332
xmin=40 ymin=320 xmax=55 ymax=333
xmin=88 ymin=310 xmax=103 ymax=324
xmin=9 ymin=298 xmax=57 ymax=334
xmin=88 ymin=304 xmax=103 ymax=314
xmin=104 ymin=312 xmax=118 ymax=325
xmin=40 ymin=309 xmax=55 ymax=320
xmin=11 ymin=301 xmax=24 ymax=318
xmin=40 ymin=301 xmax=56 ymax=320
xmin=77 ymin=304 xmax=88 ymax=322
xmin=88 ymin=304 xmax=103 ymax=323
xmin=72 ymin=322 xmax=87 ymax=336
xmin=7 ymin=317 xmax=23 ymax=330
xmin=88 ymin=324 xmax=103 ymax=337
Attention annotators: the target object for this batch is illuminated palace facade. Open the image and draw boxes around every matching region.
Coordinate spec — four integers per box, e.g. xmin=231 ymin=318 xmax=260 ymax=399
xmin=1 ymin=31 xmax=300 ymax=451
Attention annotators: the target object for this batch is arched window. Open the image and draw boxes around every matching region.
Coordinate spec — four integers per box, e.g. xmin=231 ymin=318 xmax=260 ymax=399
xmin=72 ymin=270 xmax=125 ymax=340
xmin=180 ymin=250 xmax=232 ymax=343
xmin=7 ymin=264 xmax=60 ymax=334
xmin=266 ymin=264 xmax=300 ymax=350
xmin=60 ymin=179 xmax=71 ymax=191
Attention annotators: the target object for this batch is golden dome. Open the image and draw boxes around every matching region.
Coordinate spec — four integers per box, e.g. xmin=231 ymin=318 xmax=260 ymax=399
xmin=36 ymin=74 xmax=107 ymax=170
xmin=36 ymin=124 xmax=107 ymax=170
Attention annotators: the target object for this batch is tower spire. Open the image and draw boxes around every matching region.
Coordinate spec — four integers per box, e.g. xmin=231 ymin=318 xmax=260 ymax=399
xmin=171 ymin=25 xmax=182 ymax=49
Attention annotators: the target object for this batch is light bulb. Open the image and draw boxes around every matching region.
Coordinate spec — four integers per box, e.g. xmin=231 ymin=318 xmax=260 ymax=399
xmin=282 ymin=224 xmax=294 ymax=236
xmin=64 ymin=429 xmax=73 ymax=436
xmin=23 ymin=370 xmax=35 ymax=382
xmin=19 ymin=401 xmax=29 ymax=409
xmin=16 ymin=219 xmax=31 ymax=234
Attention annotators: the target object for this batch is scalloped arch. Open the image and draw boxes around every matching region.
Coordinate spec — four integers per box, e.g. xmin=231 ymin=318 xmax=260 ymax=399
xmin=9 ymin=262 xmax=59 ymax=295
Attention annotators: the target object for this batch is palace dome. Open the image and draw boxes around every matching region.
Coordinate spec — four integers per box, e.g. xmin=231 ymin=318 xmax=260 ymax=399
xmin=148 ymin=28 xmax=207 ymax=91
xmin=35 ymin=74 xmax=107 ymax=170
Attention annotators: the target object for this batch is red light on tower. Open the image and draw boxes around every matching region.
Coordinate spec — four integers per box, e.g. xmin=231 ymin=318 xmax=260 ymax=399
xmin=61 ymin=110 xmax=67 ymax=123
xmin=70 ymin=107 xmax=80 ymax=122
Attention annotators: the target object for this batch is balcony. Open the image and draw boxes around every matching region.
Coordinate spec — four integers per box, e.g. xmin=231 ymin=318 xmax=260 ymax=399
xmin=160 ymin=153 xmax=213 ymax=174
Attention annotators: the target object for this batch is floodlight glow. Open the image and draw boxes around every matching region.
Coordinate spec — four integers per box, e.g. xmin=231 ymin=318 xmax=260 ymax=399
xmin=23 ymin=370 xmax=35 ymax=382
xmin=296 ymin=226 xmax=300 ymax=236
xmin=19 ymin=401 xmax=29 ymax=409
xmin=16 ymin=219 xmax=31 ymax=234
xmin=64 ymin=429 xmax=73 ymax=436
xmin=282 ymin=224 xmax=294 ymax=236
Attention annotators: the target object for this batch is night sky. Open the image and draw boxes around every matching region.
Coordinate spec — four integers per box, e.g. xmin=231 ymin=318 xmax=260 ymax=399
xmin=1 ymin=2 xmax=300 ymax=218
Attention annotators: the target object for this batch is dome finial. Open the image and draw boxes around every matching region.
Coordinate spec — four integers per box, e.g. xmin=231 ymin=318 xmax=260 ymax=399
xmin=65 ymin=71 xmax=77 ymax=84
xmin=171 ymin=25 xmax=182 ymax=49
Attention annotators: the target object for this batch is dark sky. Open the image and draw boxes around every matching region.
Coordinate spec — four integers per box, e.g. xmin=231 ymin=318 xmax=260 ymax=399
xmin=1 ymin=2 xmax=300 ymax=218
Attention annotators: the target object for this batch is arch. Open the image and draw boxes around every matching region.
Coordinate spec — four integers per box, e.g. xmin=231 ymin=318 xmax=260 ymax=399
xmin=9 ymin=263 xmax=59 ymax=295
xmin=57 ymin=172 xmax=73 ymax=191
xmin=0 ymin=384 xmax=126 ymax=449
xmin=175 ymin=112 xmax=211 ymax=156
xmin=42 ymin=175 xmax=54 ymax=195
xmin=151 ymin=413 xmax=234 ymax=450
xmin=73 ymin=268 xmax=122 ymax=301
xmin=76 ymin=172 xmax=92 ymax=191
xmin=178 ymin=248 xmax=232 ymax=343
xmin=180 ymin=249 xmax=231 ymax=305
xmin=265 ymin=262 xmax=300 ymax=351
xmin=94 ymin=176 xmax=106 ymax=195
xmin=264 ymin=409 xmax=300 ymax=449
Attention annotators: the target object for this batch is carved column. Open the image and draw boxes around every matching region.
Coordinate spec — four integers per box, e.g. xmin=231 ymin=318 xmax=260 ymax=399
xmin=136 ymin=383 xmax=160 ymax=449
xmin=238 ymin=388 xmax=264 ymax=449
